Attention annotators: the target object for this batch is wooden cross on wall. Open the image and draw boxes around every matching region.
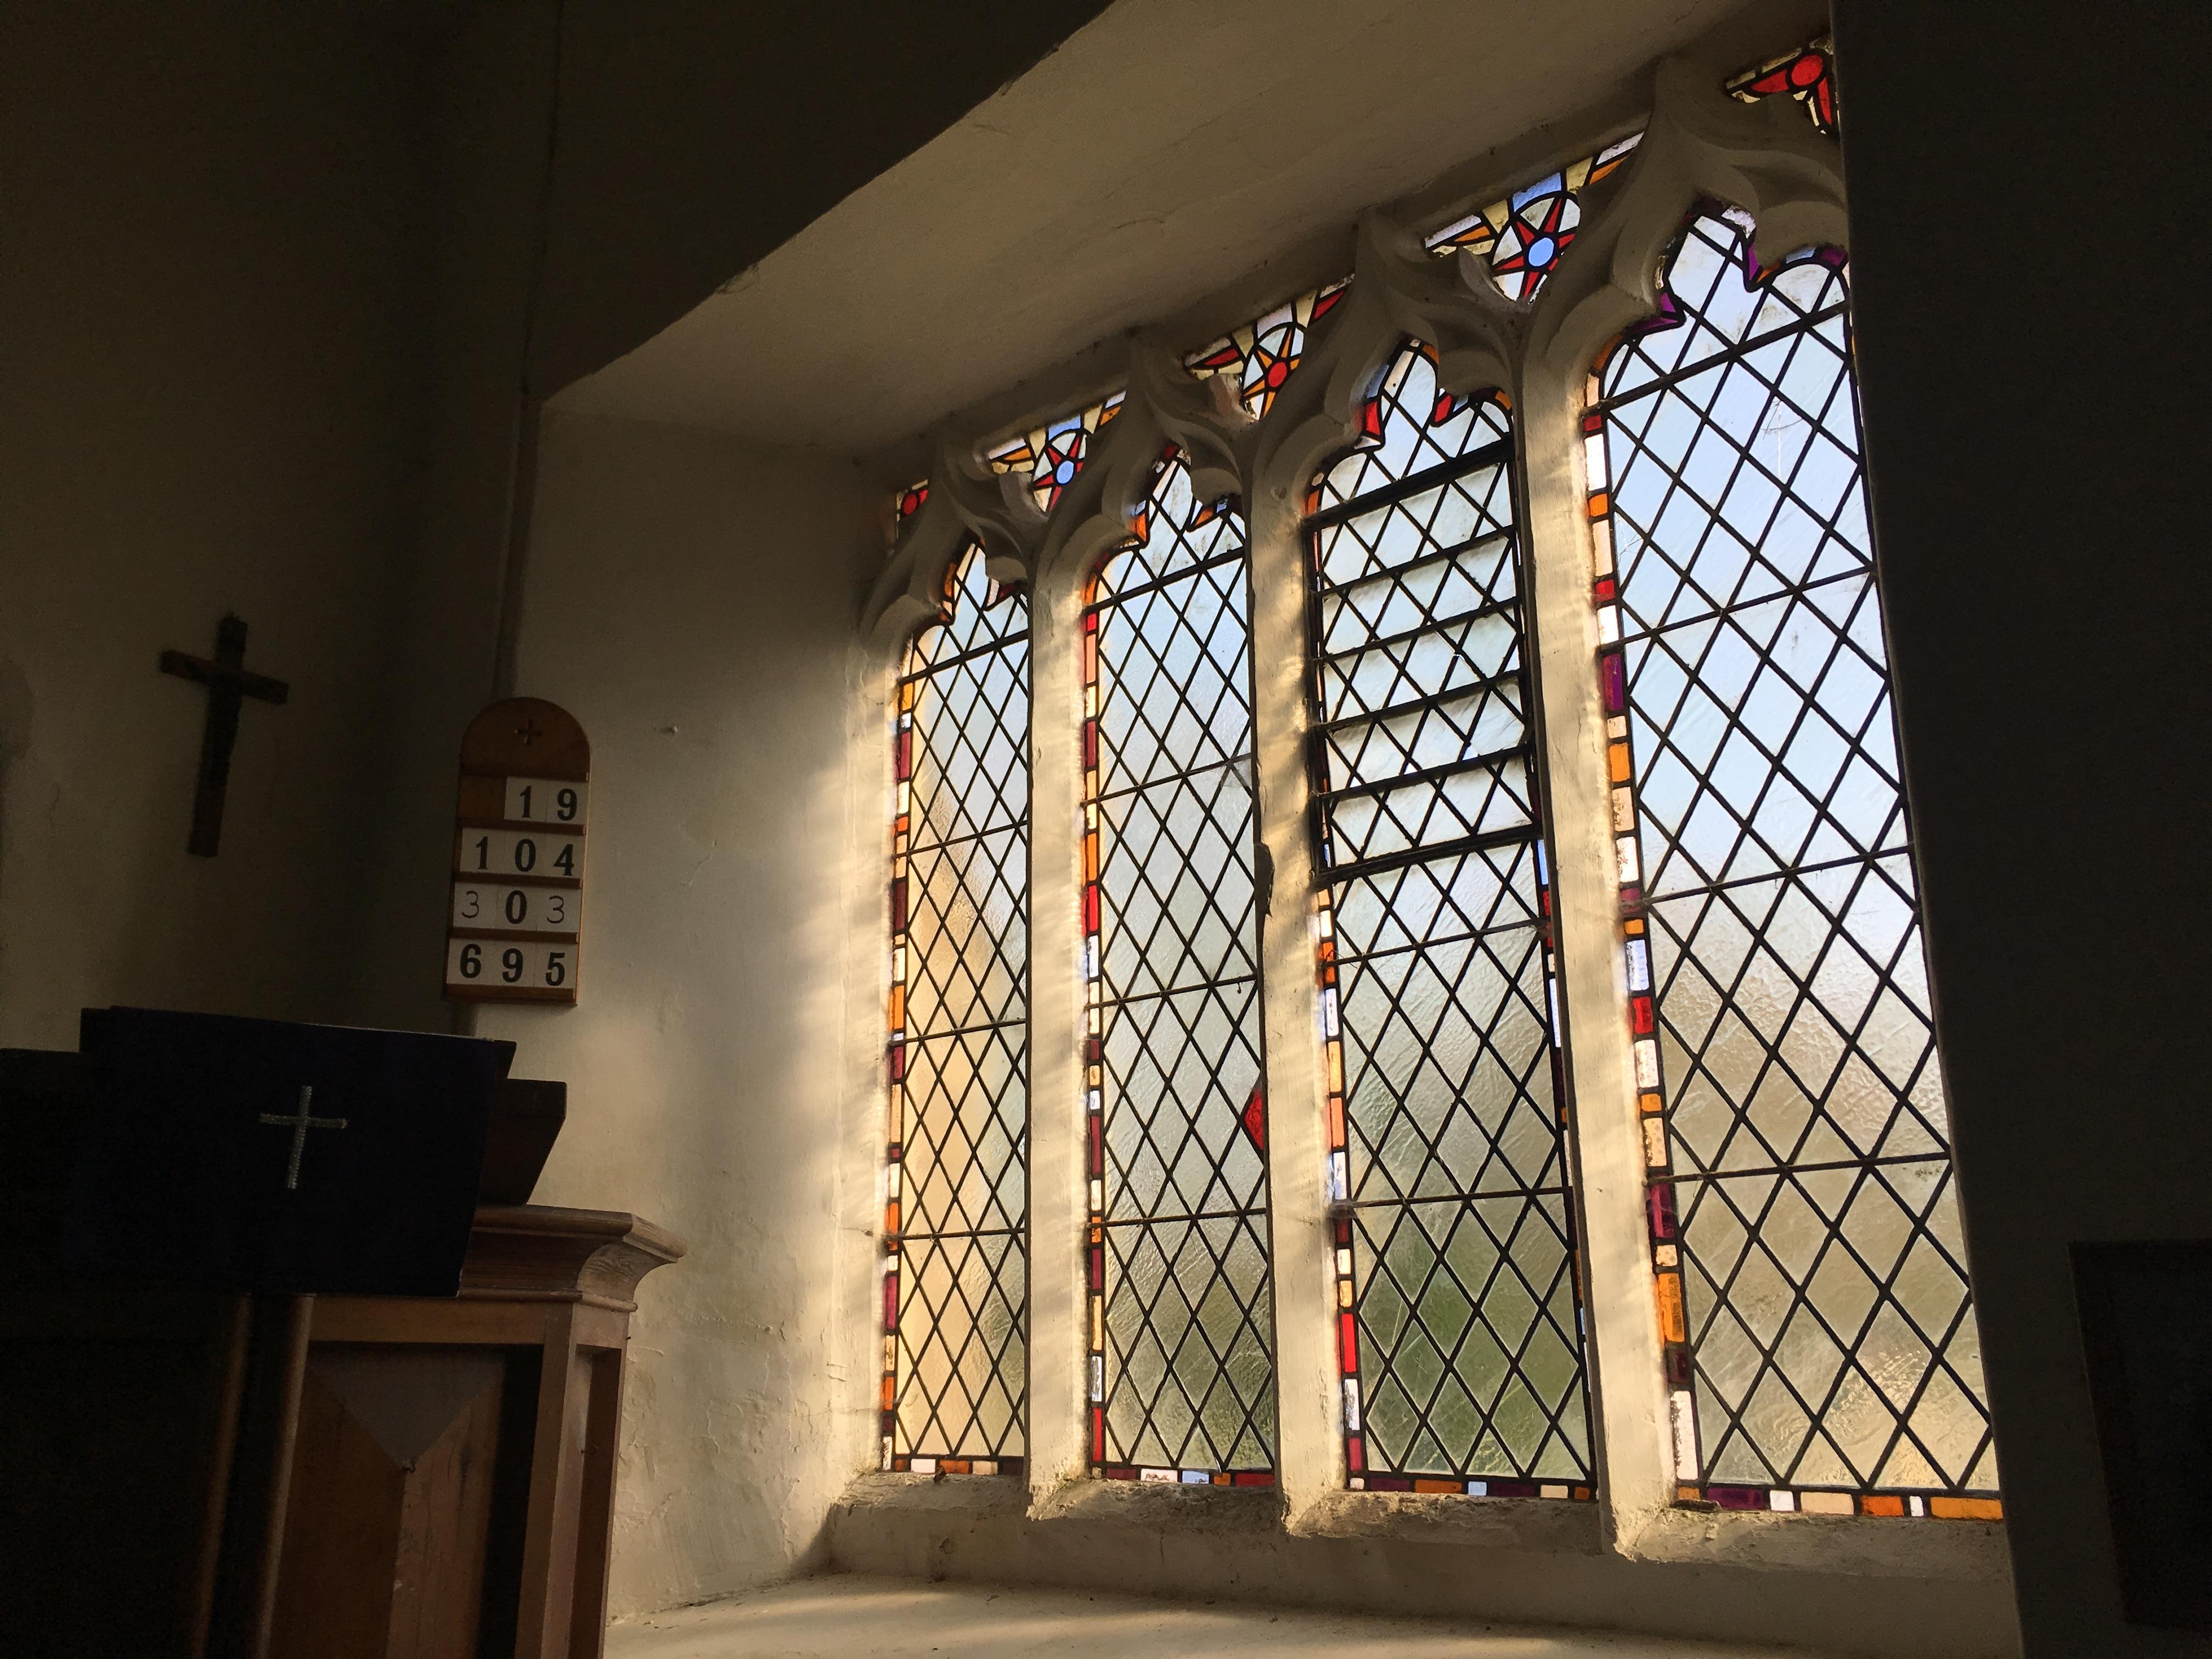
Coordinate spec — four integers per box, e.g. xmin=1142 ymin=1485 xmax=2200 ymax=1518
xmin=160 ymin=613 xmax=290 ymax=856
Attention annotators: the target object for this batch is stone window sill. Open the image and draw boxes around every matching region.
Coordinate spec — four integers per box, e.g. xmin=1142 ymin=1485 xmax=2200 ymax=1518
xmin=1617 ymin=1502 xmax=2012 ymax=1581
xmin=837 ymin=1472 xmax=2009 ymax=1583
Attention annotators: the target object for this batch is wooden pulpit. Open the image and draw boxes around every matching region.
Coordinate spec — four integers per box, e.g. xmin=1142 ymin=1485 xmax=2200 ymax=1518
xmin=0 ymin=1028 xmax=683 ymax=1659
xmin=267 ymin=1206 xmax=683 ymax=1659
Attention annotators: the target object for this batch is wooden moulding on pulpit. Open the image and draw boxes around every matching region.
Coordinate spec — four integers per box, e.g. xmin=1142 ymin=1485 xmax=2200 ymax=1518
xmin=269 ymin=1206 xmax=684 ymax=1659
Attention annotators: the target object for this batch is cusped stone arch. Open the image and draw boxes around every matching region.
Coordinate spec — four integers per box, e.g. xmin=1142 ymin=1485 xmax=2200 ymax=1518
xmin=1527 ymin=54 xmax=1849 ymax=388
xmin=865 ymin=439 xmax=1040 ymax=659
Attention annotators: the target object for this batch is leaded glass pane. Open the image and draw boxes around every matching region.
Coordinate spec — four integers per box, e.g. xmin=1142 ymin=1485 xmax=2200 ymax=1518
xmin=1311 ymin=345 xmax=1593 ymax=1497
xmin=1186 ymin=280 xmax=1350 ymax=419
xmin=1424 ymin=134 xmax=1641 ymax=303
xmin=1084 ymin=454 xmax=1276 ymax=1481
xmin=987 ymin=392 xmax=1126 ymax=515
xmin=1589 ymin=208 xmax=1995 ymax=1513
xmin=884 ymin=542 xmax=1029 ymax=1475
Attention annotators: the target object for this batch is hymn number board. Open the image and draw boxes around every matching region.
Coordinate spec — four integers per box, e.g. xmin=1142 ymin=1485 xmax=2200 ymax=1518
xmin=445 ymin=697 xmax=591 ymax=1004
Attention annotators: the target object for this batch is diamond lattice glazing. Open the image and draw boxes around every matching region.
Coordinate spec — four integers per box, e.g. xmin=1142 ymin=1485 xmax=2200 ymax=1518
xmin=1084 ymin=455 xmax=1276 ymax=1480
xmin=1591 ymin=208 xmax=1994 ymax=1505
xmin=1311 ymin=346 xmax=1593 ymax=1494
xmin=884 ymin=543 xmax=1031 ymax=1471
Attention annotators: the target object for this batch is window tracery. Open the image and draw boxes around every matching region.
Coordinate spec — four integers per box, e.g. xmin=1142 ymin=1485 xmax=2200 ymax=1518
xmin=1426 ymin=135 xmax=1641 ymax=302
xmin=865 ymin=37 xmax=1997 ymax=1533
xmin=1726 ymin=37 xmax=1838 ymax=138
xmin=1186 ymin=280 xmax=1350 ymax=420
xmin=987 ymin=392 xmax=1127 ymax=515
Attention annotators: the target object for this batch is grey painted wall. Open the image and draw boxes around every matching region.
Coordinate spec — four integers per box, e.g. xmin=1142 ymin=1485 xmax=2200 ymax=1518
xmin=0 ymin=5 xmax=435 ymax=1045
xmin=1835 ymin=4 xmax=2210 ymax=1654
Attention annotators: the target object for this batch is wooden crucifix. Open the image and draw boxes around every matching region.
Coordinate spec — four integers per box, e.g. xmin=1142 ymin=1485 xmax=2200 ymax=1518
xmin=160 ymin=612 xmax=290 ymax=856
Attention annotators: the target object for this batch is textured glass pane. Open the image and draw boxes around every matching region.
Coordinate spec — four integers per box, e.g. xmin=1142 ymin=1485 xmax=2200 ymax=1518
xmin=1311 ymin=345 xmax=1591 ymax=1494
xmin=1085 ymin=456 xmax=1273 ymax=1477
xmin=1594 ymin=210 xmax=1991 ymax=1506
xmin=885 ymin=543 xmax=1029 ymax=1469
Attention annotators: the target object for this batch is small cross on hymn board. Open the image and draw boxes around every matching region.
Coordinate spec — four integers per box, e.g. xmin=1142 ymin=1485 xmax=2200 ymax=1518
xmin=160 ymin=612 xmax=290 ymax=857
xmin=258 ymin=1084 xmax=348 ymax=1190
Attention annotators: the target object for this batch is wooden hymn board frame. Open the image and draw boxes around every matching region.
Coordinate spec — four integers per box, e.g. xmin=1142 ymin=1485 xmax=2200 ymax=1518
xmin=445 ymin=697 xmax=590 ymax=1005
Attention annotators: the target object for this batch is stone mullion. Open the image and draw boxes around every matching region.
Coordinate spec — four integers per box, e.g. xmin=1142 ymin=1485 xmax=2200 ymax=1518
xmin=1243 ymin=478 xmax=1340 ymax=1511
xmin=1516 ymin=363 xmax=1676 ymax=1538
xmin=1023 ymin=566 xmax=1090 ymax=1494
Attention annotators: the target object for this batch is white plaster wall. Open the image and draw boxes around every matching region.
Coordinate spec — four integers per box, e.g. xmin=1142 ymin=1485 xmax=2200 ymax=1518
xmin=479 ymin=408 xmax=880 ymax=1615
xmin=0 ymin=7 xmax=429 ymax=1048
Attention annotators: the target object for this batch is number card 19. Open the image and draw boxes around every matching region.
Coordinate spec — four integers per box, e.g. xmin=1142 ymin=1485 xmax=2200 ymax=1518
xmin=445 ymin=697 xmax=590 ymax=1005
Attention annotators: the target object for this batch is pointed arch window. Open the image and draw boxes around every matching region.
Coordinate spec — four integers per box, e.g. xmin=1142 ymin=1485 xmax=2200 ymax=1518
xmin=1586 ymin=207 xmax=1996 ymax=1516
xmin=1307 ymin=345 xmax=1593 ymax=1496
xmin=882 ymin=543 xmax=1031 ymax=1475
xmin=1081 ymin=450 xmax=1277 ymax=1483
xmin=863 ymin=42 xmax=1999 ymax=1534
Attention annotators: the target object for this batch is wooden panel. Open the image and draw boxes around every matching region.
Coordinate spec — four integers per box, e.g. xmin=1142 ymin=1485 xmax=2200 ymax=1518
xmin=460 ymin=699 xmax=589 ymax=780
xmin=566 ymin=1349 xmax=627 ymax=1659
xmin=269 ymin=1347 xmax=523 ymax=1659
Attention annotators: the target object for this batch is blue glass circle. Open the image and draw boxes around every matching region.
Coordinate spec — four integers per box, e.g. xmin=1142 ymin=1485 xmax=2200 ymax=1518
xmin=1527 ymin=235 xmax=1558 ymax=268
xmin=1054 ymin=459 xmax=1077 ymax=484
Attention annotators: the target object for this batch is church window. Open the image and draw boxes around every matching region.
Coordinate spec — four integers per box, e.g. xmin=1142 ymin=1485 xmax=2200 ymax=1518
xmin=1308 ymin=346 xmax=1592 ymax=1495
xmin=1425 ymin=136 xmax=1641 ymax=303
xmin=1082 ymin=450 xmax=1276 ymax=1482
xmin=1587 ymin=207 xmax=1994 ymax=1514
xmin=882 ymin=543 xmax=1032 ymax=1475
xmin=1186 ymin=280 xmax=1350 ymax=420
xmin=988 ymin=392 xmax=1127 ymax=515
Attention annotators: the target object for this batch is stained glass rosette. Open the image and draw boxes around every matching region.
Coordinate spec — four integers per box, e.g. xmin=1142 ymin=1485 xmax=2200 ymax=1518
xmin=1186 ymin=280 xmax=1350 ymax=420
xmin=1585 ymin=205 xmax=1997 ymax=1519
xmin=987 ymin=393 xmax=1127 ymax=515
xmin=1726 ymin=37 xmax=1838 ymax=138
xmin=1426 ymin=135 xmax=1641 ymax=303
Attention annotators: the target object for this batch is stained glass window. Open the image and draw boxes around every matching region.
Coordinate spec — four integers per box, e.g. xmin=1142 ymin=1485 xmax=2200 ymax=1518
xmin=1082 ymin=450 xmax=1276 ymax=1484
xmin=1587 ymin=207 xmax=1996 ymax=1518
xmin=883 ymin=541 xmax=1030 ymax=1477
xmin=1186 ymin=280 xmax=1350 ymax=420
xmin=1725 ymin=38 xmax=1838 ymax=138
xmin=1307 ymin=345 xmax=1592 ymax=1498
xmin=896 ymin=479 xmax=929 ymax=528
xmin=987 ymin=393 xmax=1127 ymax=515
xmin=1426 ymin=135 xmax=1641 ymax=303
